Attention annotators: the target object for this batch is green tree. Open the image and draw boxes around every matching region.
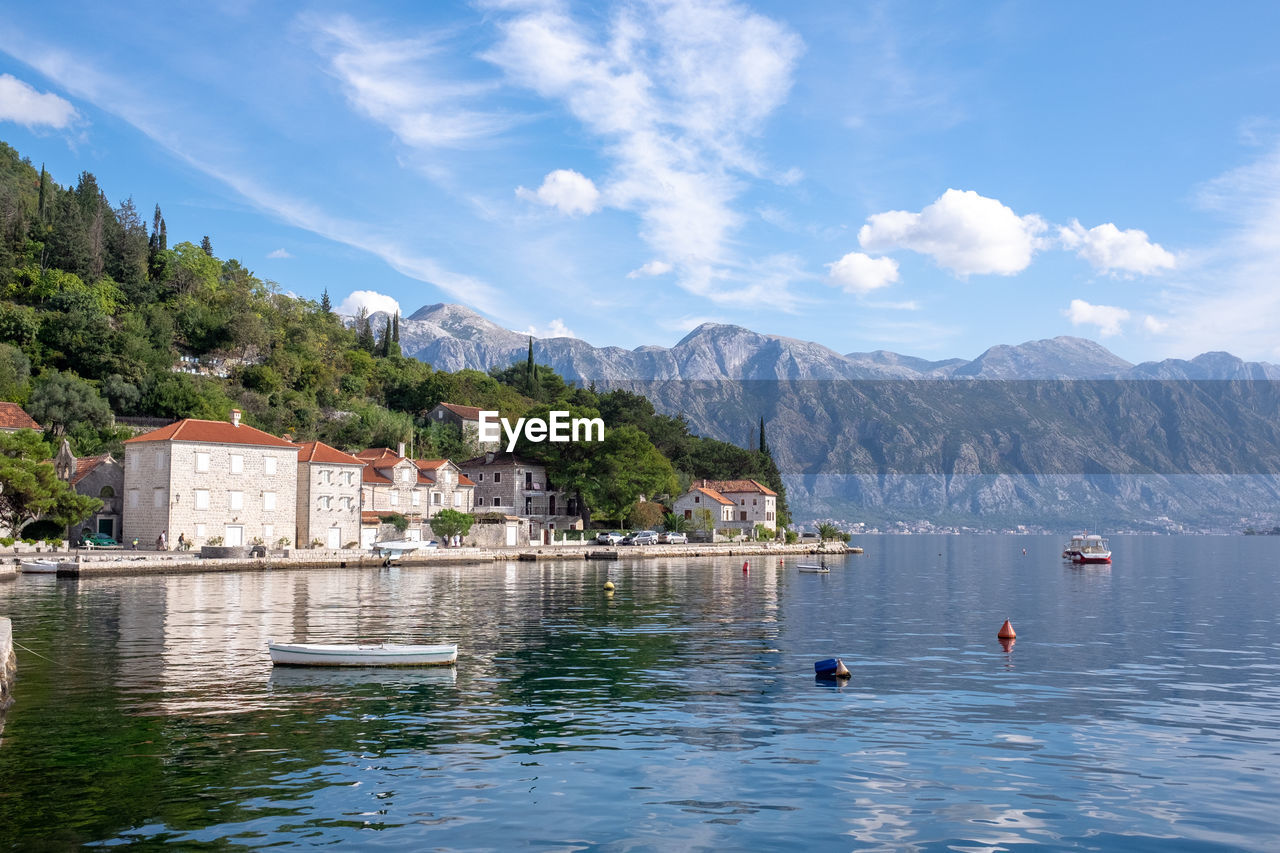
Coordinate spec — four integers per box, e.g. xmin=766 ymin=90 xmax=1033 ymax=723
xmin=430 ymin=508 xmax=474 ymax=542
xmin=0 ymin=429 xmax=101 ymax=535
xmin=0 ymin=343 xmax=31 ymax=402
xmin=320 ymin=289 xmax=331 ymax=314
xmin=627 ymin=499 xmax=666 ymax=530
xmin=26 ymin=371 xmax=114 ymax=437
xmin=662 ymin=512 xmax=688 ymax=533
xmin=200 ymin=235 xmax=213 ymax=256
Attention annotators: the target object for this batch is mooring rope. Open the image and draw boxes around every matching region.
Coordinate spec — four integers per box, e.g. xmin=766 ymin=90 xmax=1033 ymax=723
xmin=10 ymin=640 xmax=101 ymax=674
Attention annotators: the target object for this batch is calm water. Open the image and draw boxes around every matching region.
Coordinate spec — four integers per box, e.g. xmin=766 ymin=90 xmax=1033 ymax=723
xmin=1 ymin=536 xmax=1278 ymax=851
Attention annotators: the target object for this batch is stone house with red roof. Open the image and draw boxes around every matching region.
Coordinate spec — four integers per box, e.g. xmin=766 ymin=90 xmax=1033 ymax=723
xmin=295 ymin=440 xmax=364 ymax=550
xmin=122 ymin=410 xmax=300 ymax=549
xmin=357 ymin=445 xmax=476 ymax=544
xmin=53 ymin=441 xmax=124 ymax=543
xmin=673 ymin=479 xmax=778 ymax=536
xmin=427 ymin=402 xmax=484 ymax=453
xmin=458 ymin=451 xmax=582 ymax=543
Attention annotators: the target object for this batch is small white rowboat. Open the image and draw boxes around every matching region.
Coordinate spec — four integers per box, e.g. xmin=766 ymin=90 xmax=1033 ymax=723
xmin=797 ymin=563 xmax=829 ymax=573
xmin=268 ymin=641 xmax=457 ymax=667
xmin=20 ymin=559 xmax=59 ymax=574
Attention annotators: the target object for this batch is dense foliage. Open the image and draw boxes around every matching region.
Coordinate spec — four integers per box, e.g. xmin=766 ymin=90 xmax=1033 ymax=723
xmin=0 ymin=140 xmax=787 ymax=527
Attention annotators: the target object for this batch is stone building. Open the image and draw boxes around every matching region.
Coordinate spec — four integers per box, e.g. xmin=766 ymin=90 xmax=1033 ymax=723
xmin=673 ymin=484 xmax=736 ymax=535
xmin=295 ymin=440 xmax=364 ymax=550
xmin=458 ymin=451 xmax=582 ymax=543
xmin=674 ymin=479 xmax=778 ymax=536
xmin=122 ymin=410 xmax=300 ymax=549
xmin=425 ymin=402 xmax=484 ymax=455
xmin=52 ymin=440 xmax=124 ymax=543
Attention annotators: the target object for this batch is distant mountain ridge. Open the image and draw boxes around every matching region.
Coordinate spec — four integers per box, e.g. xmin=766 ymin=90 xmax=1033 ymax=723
xmin=380 ymin=303 xmax=1280 ymax=530
xmin=387 ymin=303 xmax=1280 ymax=381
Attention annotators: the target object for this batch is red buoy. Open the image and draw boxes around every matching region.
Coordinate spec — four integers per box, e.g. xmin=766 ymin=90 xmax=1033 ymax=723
xmin=997 ymin=619 xmax=1016 ymax=640
xmin=743 ymin=560 xmax=749 ymax=572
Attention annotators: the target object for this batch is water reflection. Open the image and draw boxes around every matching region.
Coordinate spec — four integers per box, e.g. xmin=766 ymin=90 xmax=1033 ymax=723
xmin=0 ymin=538 xmax=1277 ymax=850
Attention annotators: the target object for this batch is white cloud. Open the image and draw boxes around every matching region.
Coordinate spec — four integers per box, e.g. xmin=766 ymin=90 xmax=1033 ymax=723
xmin=1059 ymin=220 xmax=1176 ymax=275
xmin=1143 ymin=315 xmax=1168 ymax=334
xmin=827 ymin=251 xmax=899 ymax=294
xmin=309 ymin=14 xmax=511 ymax=148
xmin=1065 ymin=298 xmax=1130 ymax=337
xmin=858 ymin=188 xmax=1048 ymax=277
xmin=0 ymin=73 xmax=78 ymax=129
xmin=522 ymin=318 xmax=576 ymax=339
xmin=627 ymin=259 xmax=673 ymax=278
xmin=267 ymin=248 xmax=293 ymax=259
xmin=516 ymin=168 xmax=601 ymax=216
xmin=484 ymin=0 xmax=803 ymax=305
xmin=337 ymin=290 xmax=402 ymax=318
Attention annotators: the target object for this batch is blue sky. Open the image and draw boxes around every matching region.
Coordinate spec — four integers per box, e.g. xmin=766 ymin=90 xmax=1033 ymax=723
xmin=3 ymin=1 xmax=1280 ymax=363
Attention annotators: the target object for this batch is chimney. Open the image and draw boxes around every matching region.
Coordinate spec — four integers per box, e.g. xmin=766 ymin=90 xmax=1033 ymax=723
xmin=398 ymin=442 xmax=406 ymax=458
xmin=231 ymin=409 xmax=242 ymax=428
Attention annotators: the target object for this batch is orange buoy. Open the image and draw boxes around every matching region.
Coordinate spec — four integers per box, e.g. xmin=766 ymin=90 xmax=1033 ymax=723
xmin=997 ymin=619 xmax=1016 ymax=640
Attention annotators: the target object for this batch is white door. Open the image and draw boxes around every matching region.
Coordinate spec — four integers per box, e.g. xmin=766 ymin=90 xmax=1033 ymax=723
xmin=225 ymin=525 xmax=244 ymax=547
xmin=361 ymin=527 xmax=376 ymax=549
xmin=327 ymin=527 xmax=341 ymax=549
xmin=505 ymin=525 xmax=517 ymax=547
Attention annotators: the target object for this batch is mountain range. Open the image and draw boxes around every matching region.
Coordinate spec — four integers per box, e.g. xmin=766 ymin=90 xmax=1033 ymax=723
xmin=381 ymin=304 xmax=1280 ymax=531
xmin=391 ymin=302 xmax=1280 ymax=382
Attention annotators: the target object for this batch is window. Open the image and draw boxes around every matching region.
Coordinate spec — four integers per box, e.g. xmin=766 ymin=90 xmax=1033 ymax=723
xmin=401 ymin=468 xmax=412 ymax=483
xmin=263 ymin=524 xmax=274 ymax=541
xmin=130 ymin=453 xmax=139 ymax=470
xmin=441 ymin=470 xmax=452 ymax=485
xmin=99 ymin=486 xmax=115 ymax=498
xmin=128 ymin=489 xmax=139 ymax=508
xmin=195 ymin=452 xmax=210 ymax=473
xmin=477 ymin=473 xmax=484 ymax=482
xmin=453 ymin=492 xmax=461 ymax=507
xmin=432 ymin=492 xmax=441 ymax=505
xmin=229 ymin=490 xmax=244 ymax=511
xmin=390 ymin=492 xmax=399 ymax=506
xmin=412 ymin=491 xmax=421 ymax=506
xmin=194 ymin=490 xmax=210 ymax=510
xmin=155 ymin=451 xmax=166 ymax=469
xmin=476 ymin=497 xmax=485 ymax=507
xmin=264 ymin=456 xmax=277 ymax=476
xmin=494 ymin=472 xmax=501 ymax=484
xmin=739 ymin=511 xmax=747 ymax=521
xmin=319 ymin=469 xmax=331 ymax=485
xmin=230 ymin=454 xmax=244 ymax=474
xmin=684 ymin=510 xmax=692 ymax=520
xmin=694 ymin=495 xmax=700 ymax=503
xmin=195 ymin=523 xmax=206 ymax=537
xmin=153 ymin=488 xmax=164 ymax=508
xmin=263 ymin=491 xmax=276 ymax=511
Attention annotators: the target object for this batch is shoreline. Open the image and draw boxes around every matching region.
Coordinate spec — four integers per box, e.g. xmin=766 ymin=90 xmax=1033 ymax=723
xmin=7 ymin=542 xmax=855 ymax=579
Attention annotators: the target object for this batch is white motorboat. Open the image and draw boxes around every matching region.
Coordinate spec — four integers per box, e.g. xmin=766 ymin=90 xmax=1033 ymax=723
xmin=1073 ymin=534 xmax=1112 ymax=565
xmin=268 ymin=641 xmax=457 ymax=667
xmin=371 ymin=539 xmax=439 ymax=560
xmin=797 ymin=562 xmax=829 ymax=573
xmin=19 ymin=559 xmax=59 ymax=574
xmin=1062 ymin=533 xmax=1086 ymax=560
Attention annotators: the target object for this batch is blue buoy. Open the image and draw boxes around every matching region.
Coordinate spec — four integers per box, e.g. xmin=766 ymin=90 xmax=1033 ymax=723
xmin=814 ymin=657 xmax=850 ymax=677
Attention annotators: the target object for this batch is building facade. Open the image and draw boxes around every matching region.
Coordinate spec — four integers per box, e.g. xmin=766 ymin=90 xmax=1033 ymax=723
xmin=426 ymin=402 xmax=484 ymax=455
xmin=673 ymin=484 xmax=736 ymax=534
xmin=122 ymin=411 xmax=300 ymax=549
xmin=295 ymin=441 xmax=364 ymax=549
xmin=705 ymin=479 xmax=778 ymax=533
xmin=459 ymin=451 xmax=582 ymax=542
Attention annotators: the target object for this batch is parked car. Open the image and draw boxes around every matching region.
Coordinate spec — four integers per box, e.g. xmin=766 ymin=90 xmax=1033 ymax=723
xmin=81 ymin=533 xmax=119 ymax=548
xmin=622 ymin=530 xmax=659 ymax=546
xmin=799 ymin=531 xmax=820 ymax=540
xmin=658 ymin=531 xmax=688 ymax=544
xmin=596 ymin=531 xmax=624 ymax=545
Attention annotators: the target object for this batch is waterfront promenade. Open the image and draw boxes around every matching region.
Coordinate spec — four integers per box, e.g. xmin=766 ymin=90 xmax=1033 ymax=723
xmin=2 ymin=541 xmax=853 ymax=579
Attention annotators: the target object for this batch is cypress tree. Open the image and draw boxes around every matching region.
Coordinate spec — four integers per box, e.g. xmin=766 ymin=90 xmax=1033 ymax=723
xmin=200 ymin=235 xmax=213 ymax=256
xmin=526 ymin=337 xmax=536 ymax=396
xmin=37 ymin=164 xmax=49 ymax=222
xmin=320 ymin=289 xmax=331 ymax=314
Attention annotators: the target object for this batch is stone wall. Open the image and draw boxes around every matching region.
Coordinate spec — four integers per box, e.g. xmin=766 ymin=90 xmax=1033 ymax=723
xmin=1 ymin=616 xmax=14 ymax=711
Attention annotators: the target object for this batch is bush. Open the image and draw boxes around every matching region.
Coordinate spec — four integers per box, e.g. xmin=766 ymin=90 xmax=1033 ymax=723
xmin=44 ymin=538 xmax=62 ymax=549
xmin=206 ymin=535 xmax=224 ymax=546
xmin=0 ymin=536 xmax=13 ymax=547
xmin=379 ymin=513 xmax=409 ymax=533
xmin=277 ymin=537 xmax=291 ymax=547
xmin=785 ymin=529 xmax=798 ymax=544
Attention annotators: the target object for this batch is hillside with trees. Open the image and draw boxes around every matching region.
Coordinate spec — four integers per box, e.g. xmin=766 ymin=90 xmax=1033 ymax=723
xmin=0 ymin=140 xmax=787 ymax=529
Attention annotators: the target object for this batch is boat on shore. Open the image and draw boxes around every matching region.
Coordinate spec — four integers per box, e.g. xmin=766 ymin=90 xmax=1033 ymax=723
xmin=268 ymin=641 xmax=457 ymax=667
xmin=1073 ymin=534 xmax=1112 ymax=564
xmin=19 ymin=559 xmax=59 ymax=574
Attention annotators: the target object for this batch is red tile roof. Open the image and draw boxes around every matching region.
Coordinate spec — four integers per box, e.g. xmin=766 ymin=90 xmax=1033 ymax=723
xmin=691 ymin=486 xmax=734 ymax=506
xmin=0 ymin=402 xmax=40 ymax=431
xmin=437 ymin=402 xmax=484 ymax=420
xmin=123 ymin=418 xmax=299 ymax=448
xmin=296 ymin=441 xmax=364 ymax=465
xmin=70 ymin=454 xmax=117 ymax=486
xmin=701 ymin=479 xmax=777 ymax=497
xmin=362 ymin=466 xmax=393 ymax=485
